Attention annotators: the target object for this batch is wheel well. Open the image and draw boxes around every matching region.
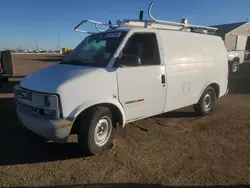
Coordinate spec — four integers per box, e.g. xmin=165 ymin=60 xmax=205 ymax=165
xmin=209 ymin=83 xmax=220 ymax=98
xmin=70 ymin=103 xmax=123 ymax=134
xmin=102 ymin=103 xmax=123 ymax=127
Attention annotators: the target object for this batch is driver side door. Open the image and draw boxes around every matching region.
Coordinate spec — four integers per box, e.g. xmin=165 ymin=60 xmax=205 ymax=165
xmin=115 ymin=32 xmax=167 ymax=122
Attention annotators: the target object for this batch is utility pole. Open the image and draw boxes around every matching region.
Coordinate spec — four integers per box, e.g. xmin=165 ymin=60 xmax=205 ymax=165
xmin=57 ymin=28 xmax=61 ymax=52
xmin=36 ymin=40 xmax=39 ymax=51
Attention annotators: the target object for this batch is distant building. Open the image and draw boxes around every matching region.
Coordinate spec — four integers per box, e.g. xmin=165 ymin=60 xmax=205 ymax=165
xmin=211 ymin=22 xmax=250 ymax=52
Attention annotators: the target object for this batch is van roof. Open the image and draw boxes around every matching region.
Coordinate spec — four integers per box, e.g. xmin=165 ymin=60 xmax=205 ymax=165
xmin=98 ymin=27 xmax=222 ymax=40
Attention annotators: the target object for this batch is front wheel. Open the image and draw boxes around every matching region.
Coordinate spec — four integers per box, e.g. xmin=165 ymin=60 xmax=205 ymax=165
xmin=78 ymin=106 xmax=114 ymax=155
xmin=193 ymin=86 xmax=216 ymax=116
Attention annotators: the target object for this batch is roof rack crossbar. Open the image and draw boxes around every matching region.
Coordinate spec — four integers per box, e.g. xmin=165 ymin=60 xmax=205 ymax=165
xmin=148 ymin=2 xmax=218 ymax=33
xmin=74 ymin=20 xmax=118 ymax=34
xmin=74 ymin=2 xmax=218 ymax=35
xmin=95 ymin=24 xmax=105 ymax=32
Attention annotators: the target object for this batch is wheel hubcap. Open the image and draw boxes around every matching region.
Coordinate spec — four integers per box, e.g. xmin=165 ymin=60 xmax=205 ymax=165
xmin=204 ymin=93 xmax=212 ymax=110
xmin=232 ymin=62 xmax=238 ymax=72
xmin=94 ymin=116 xmax=112 ymax=146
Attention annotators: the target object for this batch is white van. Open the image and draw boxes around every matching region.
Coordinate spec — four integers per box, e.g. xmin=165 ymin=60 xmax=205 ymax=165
xmin=14 ymin=3 xmax=228 ymax=155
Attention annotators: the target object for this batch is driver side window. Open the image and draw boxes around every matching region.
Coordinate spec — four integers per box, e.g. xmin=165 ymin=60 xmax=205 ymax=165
xmin=119 ymin=33 xmax=160 ymax=66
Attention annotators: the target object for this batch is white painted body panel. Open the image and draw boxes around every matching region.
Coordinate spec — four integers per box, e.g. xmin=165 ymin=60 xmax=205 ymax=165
xmin=117 ymin=65 xmax=166 ymax=121
xmin=20 ymin=64 xmax=120 ymax=119
xmin=114 ymin=29 xmax=167 ymax=122
xmin=158 ymin=30 xmax=228 ymax=112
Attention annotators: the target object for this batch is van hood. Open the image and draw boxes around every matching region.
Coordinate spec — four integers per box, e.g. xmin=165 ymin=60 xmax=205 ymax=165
xmin=20 ymin=64 xmax=109 ymax=93
xmin=20 ymin=64 xmax=118 ymax=118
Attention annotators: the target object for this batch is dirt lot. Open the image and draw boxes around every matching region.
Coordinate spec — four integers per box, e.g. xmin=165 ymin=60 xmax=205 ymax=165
xmin=0 ymin=54 xmax=250 ymax=188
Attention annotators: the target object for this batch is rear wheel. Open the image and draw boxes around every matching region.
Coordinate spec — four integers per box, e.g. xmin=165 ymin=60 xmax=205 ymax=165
xmin=194 ymin=86 xmax=216 ymax=116
xmin=230 ymin=60 xmax=239 ymax=73
xmin=78 ymin=106 xmax=114 ymax=155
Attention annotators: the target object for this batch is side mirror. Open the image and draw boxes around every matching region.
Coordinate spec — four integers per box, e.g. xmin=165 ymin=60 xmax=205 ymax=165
xmin=115 ymin=54 xmax=141 ymax=67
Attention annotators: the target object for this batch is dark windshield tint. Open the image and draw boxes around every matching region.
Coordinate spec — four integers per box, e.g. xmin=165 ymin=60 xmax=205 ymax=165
xmin=62 ymin=31 xmax=127 ymax=67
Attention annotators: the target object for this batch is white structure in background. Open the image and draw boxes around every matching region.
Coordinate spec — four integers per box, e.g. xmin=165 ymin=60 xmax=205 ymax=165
xmin=211 ymin=22 xmax=250 ymax=72
xmin=14 ymin=2 xmax=229 ymax=155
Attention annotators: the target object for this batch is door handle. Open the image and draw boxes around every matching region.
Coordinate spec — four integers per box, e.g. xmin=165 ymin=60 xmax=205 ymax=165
xmin=161 ymin=75 xmax=166 ymax=84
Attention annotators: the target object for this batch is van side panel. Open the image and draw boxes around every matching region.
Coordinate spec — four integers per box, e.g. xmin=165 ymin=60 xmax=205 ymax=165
xmin=159 ymin=30 xmax=228 ymax=112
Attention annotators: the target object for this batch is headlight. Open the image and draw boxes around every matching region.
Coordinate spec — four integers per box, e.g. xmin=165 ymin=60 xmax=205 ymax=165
xmin=44 ymin=95 xmax=58 ymax=108
xmin=32 ymin=94 xmax=58 ymax=108
xmin=32 ymin=93 xmax=61 ymax=118
xmin=15 ymin=86 xmax=62 ymax=119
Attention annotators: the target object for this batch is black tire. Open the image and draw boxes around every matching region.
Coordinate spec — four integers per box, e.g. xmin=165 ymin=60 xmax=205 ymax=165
xmin=193 ymin=86 xmax=216 ymax=116
xmin=230 ymin=60 xmax=239 ymax=73
xmin=78 ymin=106 xmax=114 ymax=155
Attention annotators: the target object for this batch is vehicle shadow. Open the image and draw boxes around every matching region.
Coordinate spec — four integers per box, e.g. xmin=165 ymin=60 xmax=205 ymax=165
xmin=17 ymin=183 xmax=250 ymax=188
xmin=0 ymin=126 xmax=82 ymax=166
xmin=228 ymin=62 xmax=250 ymax=94
xmin=0 ymin=82 xmax=83 ymax=166
xmin=155 ymin=110 xmax=198 ymax=119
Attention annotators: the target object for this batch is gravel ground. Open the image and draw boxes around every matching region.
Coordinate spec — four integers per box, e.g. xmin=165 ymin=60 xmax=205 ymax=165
xmin=0 ymin=54 xmax=249 ymax=188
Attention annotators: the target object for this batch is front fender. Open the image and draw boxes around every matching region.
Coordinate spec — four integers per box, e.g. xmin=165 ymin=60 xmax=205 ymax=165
xmin=67 ymin=98 xmax=126 ymax=127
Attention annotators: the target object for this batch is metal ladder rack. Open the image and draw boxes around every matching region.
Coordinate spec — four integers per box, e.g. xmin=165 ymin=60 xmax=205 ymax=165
xmin=74 ymin=2 xmax=218 ymax=35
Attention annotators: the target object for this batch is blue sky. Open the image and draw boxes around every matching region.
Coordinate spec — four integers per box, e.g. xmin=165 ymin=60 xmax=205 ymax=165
xmin=1 ymin=0 xmax=249 ymax=50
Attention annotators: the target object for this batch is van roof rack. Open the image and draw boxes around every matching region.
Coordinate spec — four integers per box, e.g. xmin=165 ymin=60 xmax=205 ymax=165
xmin=74 ymin=2 xmax=218 ymax=35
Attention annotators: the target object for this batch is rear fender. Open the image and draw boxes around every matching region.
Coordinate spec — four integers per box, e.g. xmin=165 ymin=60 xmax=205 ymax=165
xmin=198 ymin=81 xmax=219 ymax=102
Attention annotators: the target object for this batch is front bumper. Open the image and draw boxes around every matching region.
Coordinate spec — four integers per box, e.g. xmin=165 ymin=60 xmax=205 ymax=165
xmin=17 ymin=110 xmax=72 ymax=143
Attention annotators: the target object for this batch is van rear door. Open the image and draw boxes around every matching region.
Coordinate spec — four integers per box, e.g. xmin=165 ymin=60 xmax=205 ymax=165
xmin=115 ymin=32 xmax=166 ymax=121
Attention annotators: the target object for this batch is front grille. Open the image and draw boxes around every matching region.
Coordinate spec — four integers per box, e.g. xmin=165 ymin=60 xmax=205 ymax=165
xmin=18 ymin=103 xmax=59 ymax=119
xmin=18 ymin=103 xmax=39 ymax=116
xmin=15 ymin=89 xmax=32 ymax=101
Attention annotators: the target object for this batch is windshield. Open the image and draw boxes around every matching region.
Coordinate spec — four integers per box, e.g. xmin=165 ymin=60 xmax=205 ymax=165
xmin=62 ymin=31 xmax=127 ymax=67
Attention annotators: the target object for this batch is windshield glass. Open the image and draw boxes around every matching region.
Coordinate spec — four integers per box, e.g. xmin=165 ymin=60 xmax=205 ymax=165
xmin=62 ymin=31 xmax=127 ymax=67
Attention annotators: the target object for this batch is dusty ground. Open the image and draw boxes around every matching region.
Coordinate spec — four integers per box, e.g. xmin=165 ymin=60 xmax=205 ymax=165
xmin=0 ymin=54 xmax=250 ymax=188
